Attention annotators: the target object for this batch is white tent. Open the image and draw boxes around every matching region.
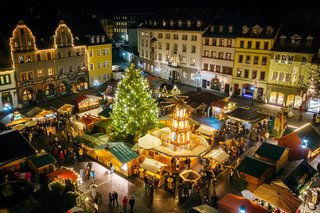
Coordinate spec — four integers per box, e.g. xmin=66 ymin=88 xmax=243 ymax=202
xmin=140 ymin=158 xmax=167 ymax=174
xmin=196 ymin=124 xmax=216 ymax=136
xmin=204 ymin=149 xmax=229 ymax=163
xmin=138 ymin=134 xmax=162 ymax=150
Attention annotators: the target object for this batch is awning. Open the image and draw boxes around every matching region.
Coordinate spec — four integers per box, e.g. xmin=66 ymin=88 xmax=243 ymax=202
xmin=138 ymin=134 xmax=162 ymax=150
xmin=196 ymin=124 xmax=216 ymax=136
xmin=140 ymin=158 xmax=167 ymax=174
xmin=204 ymin=149 xmax=229 ymax=163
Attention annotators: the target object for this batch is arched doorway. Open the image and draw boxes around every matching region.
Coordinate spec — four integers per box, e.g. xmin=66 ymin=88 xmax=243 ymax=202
xmin=211 ymin=78 xmax=221 ymax=91
xmin=45 ymin=84 xmax=55 ymax=97
xmin=36 ymin=89 xmax=43 ymax=102
xmin=22 ymin=88 xmax=33 ymax=102
xmin=59 ymin=82 xmax=68 ymax=95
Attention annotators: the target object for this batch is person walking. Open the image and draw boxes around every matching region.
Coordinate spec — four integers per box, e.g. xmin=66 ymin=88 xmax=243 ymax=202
xmin=122 ymin=196 xmax=128 ymax=212
xmin=110 ymin=162 xmax=114 ymax=174
xmin=109 ymin=192 xmax=113 ymax=206
xmin=129 ymin=197 xmax=135 ymax=213
xmin=113 ymin=191 xmax=119 ymax=206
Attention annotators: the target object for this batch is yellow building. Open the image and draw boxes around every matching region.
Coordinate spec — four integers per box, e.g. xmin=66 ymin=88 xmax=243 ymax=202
xmin=87 ymin=40 xmax=112 ymax=87
xmin=232 ymin=25 xmax=277 ymax=102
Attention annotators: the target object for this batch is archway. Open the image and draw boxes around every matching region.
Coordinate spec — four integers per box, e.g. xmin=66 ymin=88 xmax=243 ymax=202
xmin=59 ymin=82 xmax=68 ymax=95
xmin=45 ymin=84 xmax=55 ymax=97
xmin=22 ymin=88 xmax=33 ymax=102
xmin=36 ymin=89 xmax=43 ymax=102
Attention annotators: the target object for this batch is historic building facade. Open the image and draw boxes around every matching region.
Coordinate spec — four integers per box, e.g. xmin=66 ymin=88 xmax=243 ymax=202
xmin=138 ymin=19 xmax=207 ymax=87
xmin=10 ymin=20 xmax=88 ymax=106
xmin=201 ymin=24 xmax=235 ymax=94
xmin=232 ymin=24 xmax=277 ymax=102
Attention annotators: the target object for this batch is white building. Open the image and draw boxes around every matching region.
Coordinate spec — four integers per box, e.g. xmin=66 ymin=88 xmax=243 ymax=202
xmin=138 ymin=19 xmax=207 ymax=87
xmin=201 ymin=24 xmax=235 ymax=94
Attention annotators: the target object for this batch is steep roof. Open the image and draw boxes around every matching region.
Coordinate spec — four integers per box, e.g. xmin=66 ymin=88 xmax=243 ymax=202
xmin=0 ymin=33 xmax=13 ymax=71
xmin=255 ymin=143 xmax=286 ymax=161
xmin=237 ymin=156 xmax=272 ymax=178
xmin=108 ymin=142 xmax=139 ymax=164
xmin=294 ymin=123 xmax=320 ymax=151
xmin=226 ymin=107 xmax=270 ymax=123
xmin=0 ymin=130 xmax=37 ymax=167
xmin=28 ymin=153 xmax=56 ymax=169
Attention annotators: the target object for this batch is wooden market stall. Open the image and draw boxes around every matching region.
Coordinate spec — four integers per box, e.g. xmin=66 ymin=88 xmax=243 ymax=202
xmin=75 ymin=115 xmax=101 ymax=133
xmin=27 ymin=152 xmax=56 ymax=174
xmin=140 ymin=158 xmax=168 ymax=187
xmin=58 ymin=104 xmax=75 ymax=116
xmin=211 ymin=99 xmax=236 ymax=120
xmin=204 ymin=149 xmax=229 ymax=169
xmin=75 ymin=95 xmax=101 ymax=113
xmin=35 ymin=109 xmax=56 ymax=120
xmin=46 ymin=167 xmax=81 ymax=187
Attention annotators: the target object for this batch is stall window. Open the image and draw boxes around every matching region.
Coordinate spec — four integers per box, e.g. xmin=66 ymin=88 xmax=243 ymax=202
xmin=277 ymin=92 xmax=284 ymax=105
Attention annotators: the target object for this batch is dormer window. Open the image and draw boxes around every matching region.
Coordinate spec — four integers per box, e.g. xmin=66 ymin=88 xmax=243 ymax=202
xmin=178 ymin=20 xmax=183 ymax=27
xmin=252 ymin=25 xmax=262 ymax=35
xmin=101 ymin=36 xmax=105 ymax=43
xmin=290 ymin=34 xmax=302 ymax=46
xmin=187 ymin=20 xmax=192 ymax=27
xmin=266 ymin=26 xmax=273 ymax=35
xmin=219 ymin=25 xmax=223 ymax=33
xmin=149 ymin=20 xmax=152 ymax=26
xmin=197 ymin=20 xmax=202 ymax=28
xmin=144 ymin=20 xmax=148 ymax=25
xmin=228 ymin=25 xmax=233 ymax=33
xmin=162 ymin=20 xmax=166 ymax=27
xmin=91 ymin=37 xmax=95 ymax=44
xmin=170 ymin=20 xmax=174 ymax=27
xmin=96 ymin=36 xmax=100 ymax=43
xmin=306 ymin=36 xmax=314 ymax=47
xmin=280 ymin=35 xmax=286 ymax=46
xmin=153 ymin=20 xmax=158 ymax=26
xmin=242 ymin=26 xmax=249 ymax=34
xmin=210 ymin=25 xmax=214 ymax=32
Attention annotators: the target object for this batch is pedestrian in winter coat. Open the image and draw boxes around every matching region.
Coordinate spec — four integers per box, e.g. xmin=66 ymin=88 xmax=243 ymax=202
xmin=122 ymin=196 xmax=128 ymax=212
xmin=129 ymin=197 xmax=135 ymax=213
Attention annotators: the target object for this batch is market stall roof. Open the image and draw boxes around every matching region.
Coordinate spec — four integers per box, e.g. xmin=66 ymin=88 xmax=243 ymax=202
xmin=28 ymin=152 xmax=56 ymax=169
xmin=76 ymin=133 xmax=108 ymax=149
xmin=138 ymin=134 xmax=162 ymax=150
xmin=76 ymin=95 xmax=102 ymax=104
xmin=78 ymin=115 xmax=101 ymax=126
xmin=0 ymin=112 xmax=26 ymax=125
xmin=25 ymin=107 xmax=42 ymax=117
xmin=35 ymin=110 xmax=56 ymax=119
xmin=236 ymin=156 xmax=273 ymax=178
xmin=254 ymin=184 xmax=303 ymax=213
xmin=226 ymin=107 xmax=270 ymax=123
xmin=98 ymin=108 xmax=112 ymax=118
xmin=255 ymin=143 xmax=287 ymax=161
xmin=46 ymin=168 xmax=78 ymax=182
xmin=140 ymin=158 xmax=168 ymax=174
xmin=218 ymin=193 xmax=269 ymax=213
xmin=196 ymin=124 xmax=216 ymax=136
xmin=0 ymin=130 xmax=37 ymax=167
xmin=179 ymin=169 xmax=201 ymax=182
xmin=271 ymin=159 xmax=317 ymax=194
xmin=58 ymin=104 xmax=75 ymax=112
xmin=193 ymin=117 xmax=221 ymax=130
xmin=294 ymin=123 xmax=320 ymax=151
xmin=108 ymin=142 xmax=139 ymax=164
xmin=6 ymin=117 xmax=31 ymax=127
xmin=189 ymin=204 xmax=218 ymax=213
xmin=211 ymin=100 xmax=229 ymax=109
xmin=95 ymin=119 xmax=112 ymax=129
xmin=204 ymin=149 xmax=229 ymax=163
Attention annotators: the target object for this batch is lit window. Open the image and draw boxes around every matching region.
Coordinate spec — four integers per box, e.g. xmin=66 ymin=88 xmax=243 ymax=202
xmin=48 ymin=68 xmax=54 ymax=76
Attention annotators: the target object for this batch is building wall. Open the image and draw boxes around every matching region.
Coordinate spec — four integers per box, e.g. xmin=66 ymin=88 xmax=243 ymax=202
xmin=233 ymin=37 xmax=274 ymax=101
xmin=87 ymin=43 xmax=112 ymax=87
xmin=0 ymin=70 xmax=18 ymax=111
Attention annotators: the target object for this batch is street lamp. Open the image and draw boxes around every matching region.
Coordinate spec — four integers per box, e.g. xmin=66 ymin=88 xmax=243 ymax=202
xmin=239 ymin=205 xmax=246 ymax=213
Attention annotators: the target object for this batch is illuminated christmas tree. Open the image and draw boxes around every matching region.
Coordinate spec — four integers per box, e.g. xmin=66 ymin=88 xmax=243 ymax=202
xmin=110 ymin=63 xmax=158 ymax=139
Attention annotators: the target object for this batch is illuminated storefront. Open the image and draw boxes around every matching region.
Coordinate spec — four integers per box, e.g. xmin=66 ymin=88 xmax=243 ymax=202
xmin=308 ymin=98 xmax=320 ymax=113
xmin=269 ymin=91 xmax=302 ymax=108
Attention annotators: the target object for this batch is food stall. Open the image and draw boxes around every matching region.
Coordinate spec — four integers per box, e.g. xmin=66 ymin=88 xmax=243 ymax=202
xmin=35 ymin=110 xmax=56 ymax=120
xmin=46 ymin=167 xmax=82 ymax=188
xmin=75 ymin=95 xmax=101 ymax=113
xmin=211 ymin=99 xmax=236 ymax=120
xmin=27 ymin=152 xmax=56 ymax=174
xmin=140 ymin=158 xmax=168 ymax=187
xmin=58 ymin=104 xmax=75 ymax=116
xmin=204 ymin=149 xmax=229 ymax=169
xmin=75 ymin=115 xmax=101 ymax=133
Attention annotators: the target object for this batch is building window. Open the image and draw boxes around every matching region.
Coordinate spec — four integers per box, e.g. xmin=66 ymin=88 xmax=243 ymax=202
xmin=264 ymin=42 xmax=269 ymax=50
xmin=191 ymin=45 xmax=196 ymax=53
xmin=158 ymin=53 xmax=162 ymax=61
xmin=67 ymin=50 xmax=72 ymax=57
xmin=254 ymin=56 xmax=259 ymax=64
xmin=237 ymin=68 xmax=242 ymax=77
xmin=191 ymin=35 xmax=197 ymax=41
xmin=173 ymin=44 xmax=178 ymax=52
xmin=285 ymin=73 xmax=291 ymax=82
xmin=182 ymin=35 xmax=188 ymax=40
xmin=210 ymin=64 xmax=214 ymax=71
xmin=181 ymin=56 xmax=186 ymax=64
xmin=279 ymin=72 xmax=284 ymax=81
xmin=247 ymin=41 xmax=252 ymax=49
xmin=244 ymin=69 xmax=249 ymax=78
xmin=219 ymin=39 xmax=224 ymax=46
xmin=240 ymin=41 xmax=244 ymax=48
xmin=204 ymin=38 xmax=209 ymax=45
xmin=281 ymin=55 xmax=287 ymax=63
xmin=158 ymin=42 xmax=162 ymax=49
xmin=203 ymin=63 xmax=208 ymax=70
xmin=14 ymin=42 xmax=19 ymax=48
xmin=90 ymin=63 xmax=94 ymax=70
xmin=166 ymin=43 xmax=170 ymax=50
xmin=212 ymin=38 xmax=217 ymax=46
xmin=37 ymin=69 xmax=44 ymax=78
xmin=227 ymin=39 xmax=232 ymax=47
xmin=97 ymin=62 xmax=100 ymax=69
xmin=255 ymin=41 xmax=260 ymax=49
xmin=299 ymin=74 xmax=305 ymax=82
xmin=26 ymin=55 xmax=31 ymax=63
xmin=28 ymin=72 xmax=34 ymax=80
xmin=158 ymin=33 xmax=163 ymax=38
xmin=59 ymin=83 xmax=67 ymax=94
xmin=95 ymin=50 xmax=100 ymax=57
xmin=275 ymin=54 xmax=280 ymax=61
xmin=21 ymin=73 xmax=27 ymax=81
xmin=36 ymin=53 xmax=41 ymax=61
xmin=165 ymin=33 xmax=170 ymax=39
xmin=190 ymin=58 xmax=196 ymax=66
xmin=272 ymin=72 xmax=278 ymax=80
xmin=211 ymin=51 xmax=216 ymax=58
xmin=288 ymin=55 xmax=294 ymax=64
xmin=218 ymin=52 xmax=223 ymax=59
xmin=228 ymin=25 xmax=233 ymax=33
xmin=262 ymin=57 xmax=267 ymax=65
xmin=260 ymin=71 xmax=265 ymax=80
xmin=91 ymin=37 xmax=95 ymax=43
xmin=238 ymin=55 xmax=243 ymax=63
xmin=173 ymin=34 xmax=178 ymax=40
xmin=47 ymin=52 xmax=51 ymax=60
xmin=218 ymin=25 xmax=223 ymax=32
xmin=0 ymin=74 xmax=11 ymax=85
xmin=226 ymin=53 xmax=231 ymax=60
xmin=19 ymin=56 xmax=24 ymax=63
xmin=182 ymin=44 xmax=187 ymax=52
xmin=22 ymin=89 xmax=32 ymax=101
xmin=204 ymin=50 xmax=209 ymax=57
xmin=45 ymin=84 xmax=55 ymax=96
xmin=246 ymin=55 xmax=251 ymax=64
xmin=252 ymin=70 xmax=257 ymax=79
xmin=216 ymin=65 xmax=221 ymax=72
xmin=301 ymin=56 xmax=307 ymax=65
